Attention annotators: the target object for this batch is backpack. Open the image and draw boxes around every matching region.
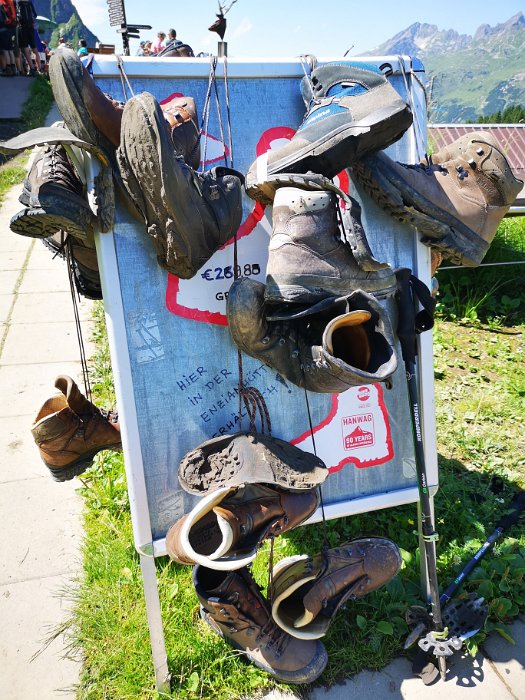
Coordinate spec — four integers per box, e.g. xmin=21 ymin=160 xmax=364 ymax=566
xmin=16 ymin=0 xmax=34 ymax=27
xmin=0 ymin=0 xmax=17 ymax=27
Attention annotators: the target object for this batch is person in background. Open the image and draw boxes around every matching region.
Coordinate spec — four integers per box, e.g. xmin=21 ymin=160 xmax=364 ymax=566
xmin=77 ymin=38 xmax=88 ymax=56
xmin=54 ymin=36 xmax=67 ymax=52
xmin=0 ymin=0 xmax=16 ymax=75
xmin=136 ymin=39 xmax=147 ymax=56
xmin=151 ymin=30 xmax=165 ymax=54
xmin=15 ymin=0 xmax=38 ymax=75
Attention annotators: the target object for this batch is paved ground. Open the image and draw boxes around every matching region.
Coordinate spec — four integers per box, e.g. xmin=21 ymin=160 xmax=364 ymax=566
xmin=0 ymin=106 xmax=92 ymax=699
xmin=0 ymin=75 xmax=35 ymax=119
xmin=0 ymin=103 xmax=523 ymax=699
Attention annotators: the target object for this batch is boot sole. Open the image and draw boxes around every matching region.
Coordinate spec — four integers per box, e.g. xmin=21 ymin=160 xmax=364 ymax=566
xmin=200 ymin=607 xmax=328 ymax=683
xmin=118 ymin=93 xmax=194 ymax=278
xmin=247 ymin=102 xmax=412 ymax=203
xmin=10 ymin=206 xmax=94 ymax=241
xmin=245 ymin=172 xmax=339 ymax=206
xmin=264 ymin=276 xmax=397 ymax=304
xmin=44 ymin=444 xmax=122 ymax=482
xmin=179 ymin=433 xmax=328 ymax=495
xmin=352 ymin=158 xmax=489 ymax=267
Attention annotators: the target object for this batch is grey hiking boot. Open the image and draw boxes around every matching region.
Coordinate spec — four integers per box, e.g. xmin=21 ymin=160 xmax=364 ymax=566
xmin=42 ymin=231 xmax=102 ymax=300
xmin=245 ymin=60 xmax=412 ymax=200
xmin=227 ymin=278 xmax=397 ymax=394
xmin=179 ymin=431 xmax=328 ymax=495
xmin=265 ymin=185 xmax=397 ymax=304
xmin=166 ymin=483 xmax=319 ymax=569
xmin=117 ymin=92 xmax=243 ymax=279
xmin=10 ymin=143 xmax=96 ymax=241
xmin=351 ymin=132 xmax=523 ymax=267
xmin=31 ymin=375 xmax=121 ymax=481
xmin=194 ymin=564 xmax=328 ymax=683
xmin=270 ymin=538 xmax=402 ymax=639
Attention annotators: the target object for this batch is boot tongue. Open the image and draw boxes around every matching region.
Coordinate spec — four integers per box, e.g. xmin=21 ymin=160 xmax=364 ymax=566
xmin=55 ymin=375 xmax=95 ymax=417
xmin=211 ymin=570 xmax=269 ymax=626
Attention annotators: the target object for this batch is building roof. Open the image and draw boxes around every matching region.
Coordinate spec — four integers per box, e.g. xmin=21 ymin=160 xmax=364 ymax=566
xmin=428 ymin=124 xmax=525 ymax=210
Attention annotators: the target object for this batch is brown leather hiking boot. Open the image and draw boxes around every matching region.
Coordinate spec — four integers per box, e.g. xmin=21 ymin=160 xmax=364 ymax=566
xmin=352 ymin=131 xmax=523 ymax=267
xmin=178 ymin=431 xmax=328 ymax=495
xmin=193 ymin=564 xmax=328 ymax=683
xmin=166 ymin=483 xmax=319 ymax=569
xmin=270 ymin=537 xmax=402 ymax=639
xmin=49 ymin=51 xmax=201 ymax=168
xmin=227 ymin=278 xmax=397 ymax=394
xmin=31 ymin=375 xmax=121 ymax=481
xmin=118 ymin=92 xmax=243 ymax=279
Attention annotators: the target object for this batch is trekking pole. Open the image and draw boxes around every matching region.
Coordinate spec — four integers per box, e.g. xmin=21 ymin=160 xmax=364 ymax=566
xmin=395 ymin=267 xmax=448 ymax=681
xmin=440 ymin=489 xmax=525 ymax=605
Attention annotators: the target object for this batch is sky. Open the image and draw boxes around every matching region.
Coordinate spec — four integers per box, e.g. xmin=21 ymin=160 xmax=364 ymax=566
xmin=70 ymin=0 xmax=524 ymax=57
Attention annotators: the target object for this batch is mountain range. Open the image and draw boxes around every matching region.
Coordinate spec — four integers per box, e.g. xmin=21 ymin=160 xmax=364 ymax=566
xmin=37 ymin=0 xmax=99 ymax=49
xmin=362 ymin=12 xmax=525 ymax=123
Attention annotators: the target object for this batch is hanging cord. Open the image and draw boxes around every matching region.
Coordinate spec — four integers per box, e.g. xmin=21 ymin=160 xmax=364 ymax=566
xmin=199 ymin=56 xmax=218 ymax=171
xmin=397 ymin=55 xmax=427 ymax=161
xmin=222 ymin=57 xmax=234 ymax=167
xmin=116 ymin=54 xmax=135 ymax=102
xmin=58 ymin=233 xmax=93 ymax=402
xmin=232 ymin=232 xmax=271 ymax=434
xmin=198 ymin=51 xmax=272 ymax=434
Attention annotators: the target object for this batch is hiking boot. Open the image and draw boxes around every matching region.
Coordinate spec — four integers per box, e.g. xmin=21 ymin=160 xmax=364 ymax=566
xmin=265 ymin=185 xmax=397 ymax=304
xmin=42 ymin=231 xmax=102 ymax=300
xmin=31 ymin=375 xmax=121 ymax=481
xmin=117 ymin=92 xmax=243 ymax=279
xmin=161 ymin=95 xmax=201 ymax=170
xmin=178 ymin=431 xmax=328 ymax=496
xmin=10 ymin=144 xmax=96 ymax=242
xmin=166 ymin=483 xmax=319 ymax=569
xmin=226 ymin=278 xmax=397 ymax=393
xmin=49 ymin=51 xmax=201 ymax=168
xmin=194 ymin=564 xmax=328 ymax=683
xmin=245 ymin=61 xmax=412 ymax=198
xmin=270 ymin=537 xmax=402 ymax=639
xmin=351 ymin=132 xmax=523 ymax=267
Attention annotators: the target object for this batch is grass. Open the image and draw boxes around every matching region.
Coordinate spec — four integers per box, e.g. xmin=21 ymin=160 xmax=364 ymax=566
xmin=62 ymin=220 xmax=525 ymax=699
xmin=0 ymin=153 xmax=28 ymax=204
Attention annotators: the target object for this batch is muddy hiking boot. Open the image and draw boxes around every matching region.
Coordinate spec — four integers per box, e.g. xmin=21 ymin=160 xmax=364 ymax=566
xmin=32 ymin=375 xmax=121 ymax=481
xmin=166 ymin=483 xmax=319 ymax=569
xmin=227 ymin=278 xmax=397 ymax=394
xmin=42 ymin=231 xmax=102 ymax=300
xmin=48 ymin=51 xmax=201 ymax=169
xmin=266 ymin=184 xmax=397 ymax=304
xmin=193 ymin=564 xmax=328 ymax=683
xmin=118 ymin=92 xmax=244 ymax=279
xmin=178 ymin=431 xmax=328 ymax=495
xmin=167 ymin=482 xmax=318 ymax=568
xmin=351 ymin=131 xmax=523 ymax=267
xmin=270 ymin=538 xmax=402 ymax=639
xmin=10 ymin=143 xmax=96 ymax=242
xmin=246 ymin=60 xmax=412 ymax=199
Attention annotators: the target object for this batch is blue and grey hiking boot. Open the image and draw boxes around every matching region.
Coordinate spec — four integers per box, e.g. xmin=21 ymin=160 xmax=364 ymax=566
xmin=246 ymin=61 xmax=412 ymax=202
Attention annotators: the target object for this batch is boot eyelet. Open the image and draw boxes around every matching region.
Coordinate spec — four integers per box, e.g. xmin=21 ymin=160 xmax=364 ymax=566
xmin=261 ymin=336 xmax=270 ymax=344
xmin=291 ymin=350 xmax=300 ymax=358
xmin=278 ymin=338 xmax=286 ymax=345
xmin=476 ymin=148 xmax=484 ymax=156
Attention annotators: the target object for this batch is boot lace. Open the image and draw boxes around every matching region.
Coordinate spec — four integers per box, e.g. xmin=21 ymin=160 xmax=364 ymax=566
xmin=42 ymin=146 xmax=84 ymax=195
xmin=400 ymin=154 xmax=448 ymax=177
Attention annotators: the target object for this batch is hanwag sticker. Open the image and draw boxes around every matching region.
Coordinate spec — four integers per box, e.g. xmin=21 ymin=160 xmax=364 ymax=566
xmin=291 ymin=384 xmax=393 ymax=472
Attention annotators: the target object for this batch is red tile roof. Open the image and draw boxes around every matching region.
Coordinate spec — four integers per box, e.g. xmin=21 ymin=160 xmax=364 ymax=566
xmin=428 ymin=125 xmax=525 ymax=209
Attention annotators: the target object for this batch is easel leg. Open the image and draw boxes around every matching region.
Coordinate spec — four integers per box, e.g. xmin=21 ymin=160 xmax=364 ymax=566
xmin=139 ymin=554 xmax=171 ymax=693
